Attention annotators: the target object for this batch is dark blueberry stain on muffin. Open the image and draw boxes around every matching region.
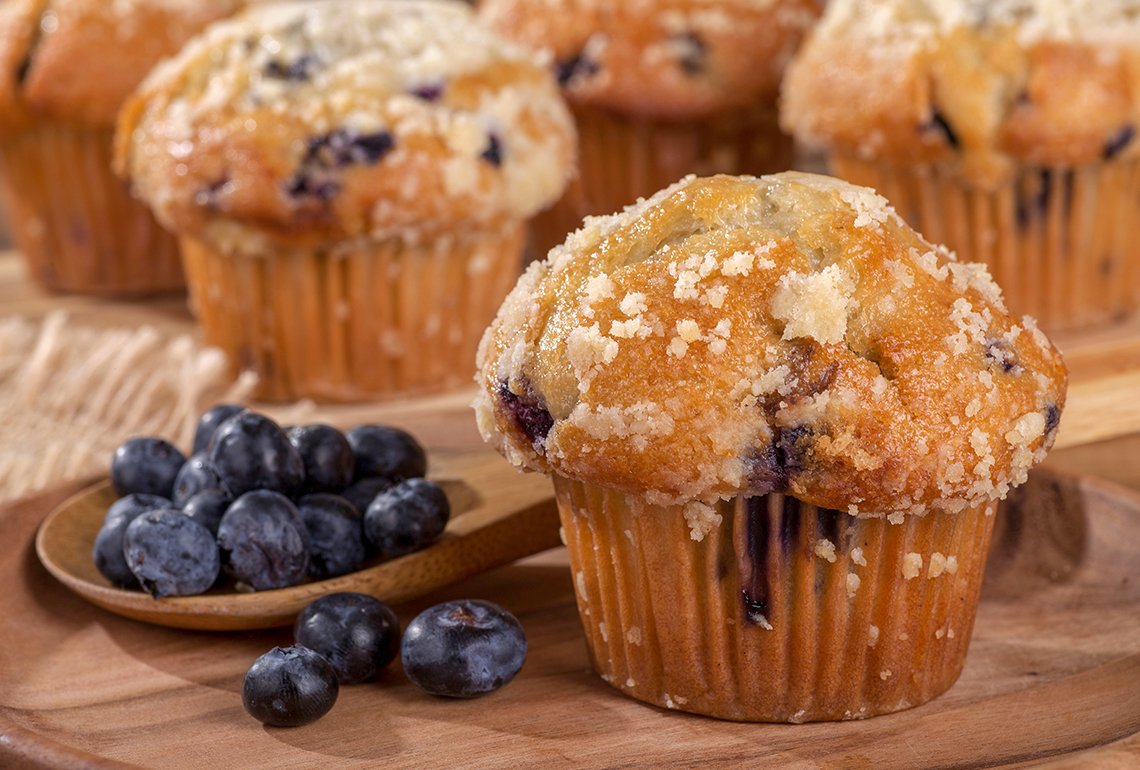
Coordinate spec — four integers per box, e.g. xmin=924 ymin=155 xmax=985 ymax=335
xmin=816 ymin=506 xmax=843 ymax=551
xmin=194 ymin=177 xmax=232 ymax=211
xmin=1016 ymin=169 xmax=1073 ymax=229
xmin=14 ymin=54 xmax=31 ymax=85
xmin=779 ymin=495 xmax=800 ymax=553
xmin=285 ymin=128 xmax=395 ymax=201
xmin=481 ymin=133 xmax=504 ymax=167
xmin=555 ymin=52 xmax=600 ymax=87
xmin=983 ymin=338 xmax=1021 ymax=375
xmin=498 ymin=380 xmax=553 ymax=450
xmin=264 ymin=53 xmax=321 ymax=81
xmin=1103 ymin=125 xmax=1135 ymax=160
xmin=922 ymin=110 xmax=960 ymax=149
xmin=410 ymin=81 xmax=445 ymax=101
xmin=672 ymin=32 xmax=708 ymax=76
xmin=747 ymin=425 xmax=812 ymax=495
xmin=741 ymin=497 xmax=771 ymax=626
xmin=1043 ymin=403 xmax=1061 ymax=437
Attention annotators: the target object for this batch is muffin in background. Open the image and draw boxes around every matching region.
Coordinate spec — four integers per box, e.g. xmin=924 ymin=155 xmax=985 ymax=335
xmin=0 ymin=0 xmax=242 ymax=296
xmin=475 ymin=172 xmax=1067 ymax=721
xmin=782 ymin=0 xmax=1140 ymax=332
xmin=116 ymin=0 xmax=575 ymax=403
xmin=479 ymin=0 xmax=822 ymax=255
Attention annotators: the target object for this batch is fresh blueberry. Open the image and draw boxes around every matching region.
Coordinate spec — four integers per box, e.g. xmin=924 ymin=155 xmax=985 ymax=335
xmin=297 ymin=494 xmax=366 ymax=580
xmin=123 ymin=508 xmax=221 ymax=598
xmin=340 ymin=477 xmax=393 ymax=516
xmin=180 ymin=488 xmax=232 ymax=536
xmin=92 ymin=493 xmax=171 ymax=587
xmin=208 ymin=411 xmax=305 ymax=498
xmin=400 ymin=600 xmax=527 ymax=698
xmin=363 ymin=478 xmax=450 ymax=561
xmin=287 ymin=424 xmax=354 ymax=494
xmin=346 ymin=425 xmax=427 ymax=481
xmin=192 ymin=403 xmax=245 ymax=455
xmin=217 ymin=490 xmax=310 ymax=590
xmin=294 ymin=593 xmax=400 ymax=684
xmin=242 ymin=646 xmax=339 ymax=727
xmin=480 ymin=133 xmax=503 ymax=167
xmin=110 ymin=437 xmax=186 ymax=498
xmin=172 ymin=452 xmax=227 ymax=507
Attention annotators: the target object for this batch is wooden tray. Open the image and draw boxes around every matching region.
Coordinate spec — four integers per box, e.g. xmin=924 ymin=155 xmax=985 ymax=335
xmin=2 ymin=462 xmax=1138 ymax=769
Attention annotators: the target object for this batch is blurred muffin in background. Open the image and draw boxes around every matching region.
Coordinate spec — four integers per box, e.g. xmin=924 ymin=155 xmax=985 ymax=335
xmin=0 ymin=0 xmax=242 ymax=295
xmin=116 ymin=0 xmax=575 ymax=403
xmin=479 ymin=0 xmax=822 ymax=255
xmin=782 ymin=0 xmax=1140 ymax=332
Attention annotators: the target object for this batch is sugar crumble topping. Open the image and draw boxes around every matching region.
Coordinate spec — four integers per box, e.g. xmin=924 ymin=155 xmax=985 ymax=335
xmin=476 ymin=172 xmax=1067 ymax=518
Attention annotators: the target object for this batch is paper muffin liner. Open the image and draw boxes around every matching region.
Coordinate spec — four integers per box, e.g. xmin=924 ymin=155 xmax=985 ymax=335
xmin=180 ymin=223 xmax=525 ymax=403
xmin=529 ymin=104 xmax=794 ymax=258
xmin=553 ymin=475 xmax=998 ymax=722
xmin=0 ymin=120 xmax=183 ymax=296
xmin=831 ymin=154 xmax=1140 ymax=332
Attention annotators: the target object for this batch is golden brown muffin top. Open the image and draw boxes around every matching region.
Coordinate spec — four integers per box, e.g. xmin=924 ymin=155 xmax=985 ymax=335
xmin=0 ymin=0 xmax=243 ymax=130
xmin=115 ymin=0 xmax=576 ymax=253
xmin=475 ymin=172 xmax=1068 ymax=518
xmin=478 ymin=0 xmax=822 ymax=120
xmin=782 ymin=0 xmax=1140 ymax=185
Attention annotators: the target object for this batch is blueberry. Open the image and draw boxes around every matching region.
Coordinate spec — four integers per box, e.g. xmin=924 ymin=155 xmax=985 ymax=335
xmin=480 ymin=133 xmax=503 ymax=167
xmin=264 ymin=52 xmax=320 ymax=81
xmin=340 ymin=477 xmax=393 ymax=516
xmin=242 ymin=646 xmax=339 ymax=727
xmin=1104 ymin=124 xmax=1135 ymax=160
xmin=110 ymin=437 xmax=186 ymax=498
xmin=555 ymin=52 xmax=600 ymax=86
xmin=294 ymin=593 xmax=399 ymax=684
xmin=208 ymin=411 xmax=305 ymax=498
xmin=671 ymin=31 xmax=707 ymax=75
xmin=346 ymin=424 xmax=427 ymax=481
xmin=192 ymin=403 xmax=245 ymax=455
xmin=285 ymin=128 xmax=396 ymax=202
xmin=363 ymin=478 xmax=450 ymax=561
xmin=410 ymin=81 xmax=444 ymax=101
xmin=92 ymin=493 xmax=171 ymax=587
xmin=498 ymin=380 xmax=553 ymax=449
xmin=172 ymin=452 xmax=227 ymax=506
xmin=400 ymin=600 xmax=527 ymax=698
xmin=923 ymin=110 xmax=960 ymax=149
xmin=123 ymin=508 xmax=221 ymax=598
xmin=297 ymin=494 xmax=366 ymax=580
xmin=217 ymin=490 xmax=310 ymax=590
xmin=180 ymin=488 xmax=232 ymax=535
xmin=287 ymin=424 xmax=354 ymax=494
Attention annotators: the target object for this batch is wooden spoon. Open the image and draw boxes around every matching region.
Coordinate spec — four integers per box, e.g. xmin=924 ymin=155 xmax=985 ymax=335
xmin=35 ymin=448 xmax=561 ymax=631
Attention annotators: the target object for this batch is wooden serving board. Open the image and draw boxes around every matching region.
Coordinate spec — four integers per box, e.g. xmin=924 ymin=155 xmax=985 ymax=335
xmin=2 ymin=460 xmax=1139 ymax=769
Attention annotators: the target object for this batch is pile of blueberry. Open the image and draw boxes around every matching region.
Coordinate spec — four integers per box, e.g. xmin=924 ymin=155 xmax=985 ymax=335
xmin=243 ymin=592 xmax=528 ymax=726
xmin=93 ymin=405 xmax=451 ymax=597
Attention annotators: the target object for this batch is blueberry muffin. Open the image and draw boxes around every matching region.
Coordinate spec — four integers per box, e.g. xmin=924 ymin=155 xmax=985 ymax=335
xmin=0 ymin=0 xmax=242 ymax=295
xmin=478 ymin=0 xmax=822 ymax=254
xmin=782 ymin=0 xmax=1140 ymax=331
xmin=475 ymin=172 xmax=1067 ymax=721
xmin=116 ymin=0 xmax=575 ymax=402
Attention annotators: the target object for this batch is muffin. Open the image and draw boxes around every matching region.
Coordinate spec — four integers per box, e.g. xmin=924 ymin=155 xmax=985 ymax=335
xmin=782 ymin=0 xmax=1140 ymax=332
xmin=474 ymin=172 xmax=1068 ymax=721
xmin=479 ymin=0 xmax=822 ymax=254
xmin=116 ymin=0 xmax=575 ymax=402
xmin=0 ymin=0 xmax=242 ymax=295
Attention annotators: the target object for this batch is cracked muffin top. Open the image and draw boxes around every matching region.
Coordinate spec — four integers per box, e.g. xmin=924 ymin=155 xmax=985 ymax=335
xmin=0 ymin=0 xmax=243 ymax=131
xmin=115 ymin=0 xmax=576 ymax=254
xmin=477 ymin=0 xmax=822 ymax=120
xmin=781 ymin=0 xmax=1140 ymax=185
xmin=474 ymin=172 xmax=1068 ymax=516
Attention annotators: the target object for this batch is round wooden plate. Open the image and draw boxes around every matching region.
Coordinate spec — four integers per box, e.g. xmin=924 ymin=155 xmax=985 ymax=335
xmin=3 ymin=464 xmax=1139 ymax=768
xmin=33 ymin=449 xmax=560 ymax=631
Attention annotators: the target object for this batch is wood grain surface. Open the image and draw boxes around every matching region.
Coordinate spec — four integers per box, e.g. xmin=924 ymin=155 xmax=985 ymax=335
xmin=2 ymin=428 xmax=1139 ymax=769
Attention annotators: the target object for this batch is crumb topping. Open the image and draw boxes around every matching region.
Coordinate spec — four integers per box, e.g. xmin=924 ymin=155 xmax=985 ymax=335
xmin=782 ymin=0 xmax=1140 ymax=173
xmin=478 ymin=0 xmax=821 ymax=119
xmin=475 ymin=172 xmax=1068 ymax=515
xmin=115 ymin=0 xmax=576 ymax=251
